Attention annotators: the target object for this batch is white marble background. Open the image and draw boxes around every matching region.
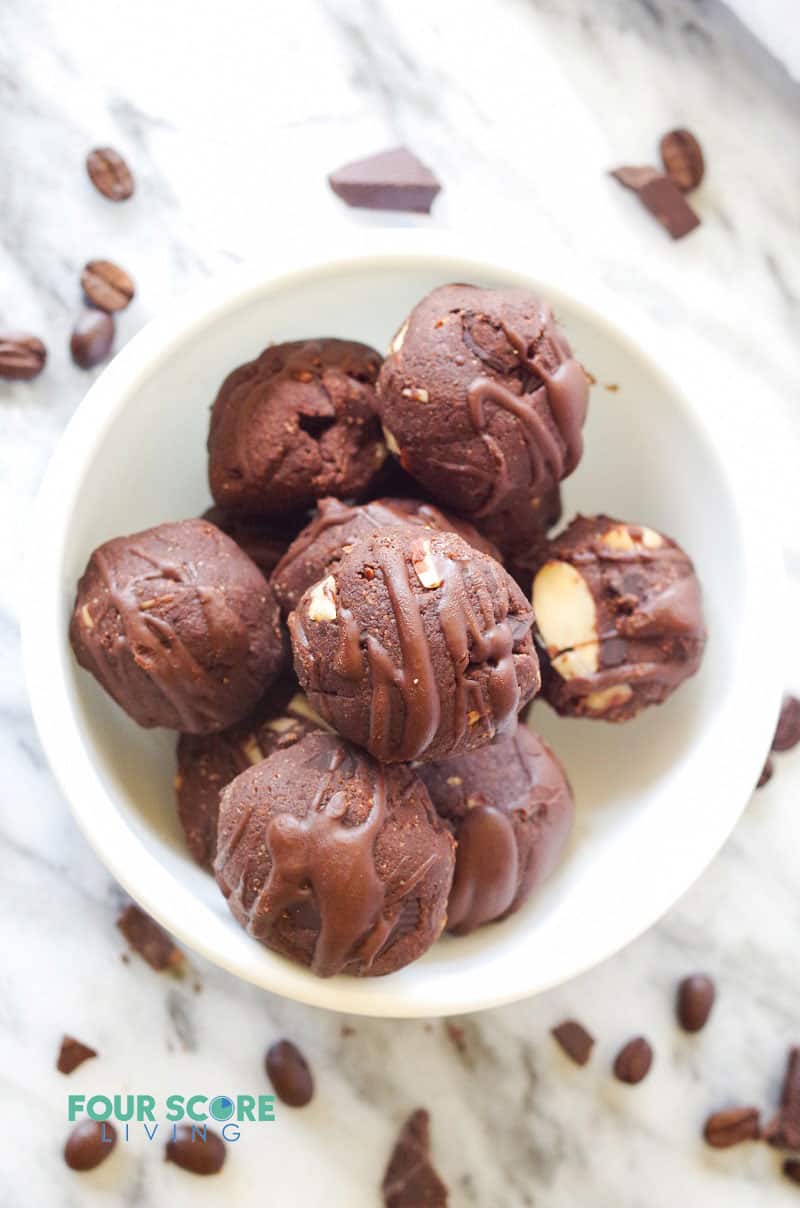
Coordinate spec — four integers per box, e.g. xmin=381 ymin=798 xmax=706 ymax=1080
xmin=1 ymin=0 xmax=800 ymax=1205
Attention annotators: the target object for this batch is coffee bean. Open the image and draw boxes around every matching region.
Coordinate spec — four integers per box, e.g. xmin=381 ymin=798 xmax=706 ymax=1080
xmin=265 ymin=1038 xmax=314 ymax=1107
xmin=676 ymin=973 xmax=716 ymax=1032
xmin=0 ymin=331 xmax=47 ymax=381
xmin=165 ymin=1125 xmax=226 ymax=1176
xmin=659 ymin=129 xmax=705 ymax=191
xmin=70 ymin=310 xmax=115 ymax=370
xmin=773 ymin=696 xmax=800 ymax=753
xmin=757 ymin=757 xmax=774 ymax=789
xmin=57 ymin=1035 xmax=98 ymax=1075
xmin=64 ymin=1120 xmax=117 ymax=1171
xmin=82 ymin=260 xmax=135 ymax=312
xmin=613 ymin=1036 xmax=653 ymax=1084
xmin=784 ymin=1159 xmax=800 ymax=1185
xmin=551 ymin=1019 xmax=594 ymax=1066
xmin=703 ymin=1106 xmax=760 ymax=1148
xmin=86 ymin=147 xmax=135 ymax=201
xmin=764 ymin=1047 xmax=800 ymax=1151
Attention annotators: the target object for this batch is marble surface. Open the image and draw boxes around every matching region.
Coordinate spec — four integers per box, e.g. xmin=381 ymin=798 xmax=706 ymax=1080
xmin=1 ymin=0 xmax=799 ymax=1204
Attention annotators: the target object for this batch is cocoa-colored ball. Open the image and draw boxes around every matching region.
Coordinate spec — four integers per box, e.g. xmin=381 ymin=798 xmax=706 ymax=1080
xmin=289 ymin=526 xmax=540 ymax=764
xmin=175 ymin=685 xmax=321 ymax=869
xmin=376 ymin=284 xmax=589 ymax=516
xmin=419 ymin=726 xmax=574 ymax=935
xmin=208 ymin=338 xmax=386 ymax=516
xmin=271 ymin=495 xmax=500 ymax=617
xmin=214 ymin=731 xmax=455 ymax=977
xmin=202 ymin=506 xmax=307 ymax=578
xmin=69 ymin=519 xmax=285 ymax=733
xmin=531 ymin=514 xmax=706 ymax=721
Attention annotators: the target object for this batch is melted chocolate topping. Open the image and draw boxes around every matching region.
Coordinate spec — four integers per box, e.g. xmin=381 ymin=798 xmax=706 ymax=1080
xmin=447 ymin=804 xmax=519 ymax=934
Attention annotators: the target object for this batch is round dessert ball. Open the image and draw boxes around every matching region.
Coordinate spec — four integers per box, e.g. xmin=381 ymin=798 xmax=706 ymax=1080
xmin=477 ymin=482 xmax=563 ymax=594
xmin=208 ymin=337 xmax=386 ymax=516
xmin=289 ymin=526 xmax=540 ymax=764
xmin=69 ymin=519 xmax=285 ymax=734
xmin=418 ymin=726 xmax=574 ymax=935
xmin=376 ymin=284 xmax=589 ymax=516
xmin=531 ymin=514 xmax=706 ymax=721
xmin=214 ymin=730 xmax=455 ymax=977
xmin=272 ymin=495 xmax=501 ymax=617
xmin=202 ymin=506 xmax=306 ymax=578
xmin=176 ymin=687 xmax=323 ymax=869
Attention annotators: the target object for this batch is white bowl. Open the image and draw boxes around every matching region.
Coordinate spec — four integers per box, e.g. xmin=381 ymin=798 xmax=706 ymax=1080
xmin=24 ymin=230 xmax=783 ymax=1017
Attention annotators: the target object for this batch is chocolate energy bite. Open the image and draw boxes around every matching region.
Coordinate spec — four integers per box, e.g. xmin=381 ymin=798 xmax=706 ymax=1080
xmin=202 ymin=505 xmax=306 ymax=578
xmin=531 ymin=515 xmax=705 ymax=721
xmin=376 ymin=284 xmax=589 ymax=516
xmin=70 ymin=519 xmax=285 ymax=733
xmin=272 ymin=495 xmax=500 ymax=617
xmin=214 ymin=731 xmax=455 ymax=977
xmin=289 ymin=527 xmax=540 ymax=764
xmin=176 ymin=688 xmax=323 ymax=869
xmin=418 ymin=726 xmax=574 ymax=934
xmin=208 ymin=338 xmax=386 ymax=516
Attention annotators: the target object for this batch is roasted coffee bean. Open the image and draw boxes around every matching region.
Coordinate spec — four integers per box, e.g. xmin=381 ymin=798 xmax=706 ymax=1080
xmin=86 ymin=147 xmax=134 ymax=201
xmin=764 ymin=1047 xmax=800 ymax=1151
xmin=784 ymin=1159 xmax=800 ymax=1186
xmin=165 ymin=1125 xmax=226 ymax=1175
xmin=551 ymin=1020 xmax=594 ymax=1067
xmin=57 ymin=1035 xmax=98 ymax=1075
xmin=64 ymin=1120 xmax=117 ymax=1171
xmin=659 ymin=129 xmax=705 ymax=191
xmin=677 ymin=973 xmax=716 ymax=1032
xmin=116 ymin=902 xmax=184 ymax=972
xmin=703 ymin=1106 xmax=760 ymax=1148
xmin=757 ymin=758 xmax=774 ymax=789
xmin=613 ymin=1036 xmax=653 ymax=1084
xmin=0 ymin=332 xmax=47 ymax=380
xmin=773 ymin=696 xmax=800 ymax=752
xmin=82 ymin=260 xmax=135 ymax=312
xmin=70 ymin=310 xmax=115 ymax=370
xmin=265 ymin=1039 xmax=314 ymax=1107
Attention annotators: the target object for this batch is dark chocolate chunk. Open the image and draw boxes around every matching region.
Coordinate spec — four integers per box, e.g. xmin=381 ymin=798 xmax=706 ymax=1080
xmin=86 ymin=147 xmax=135 ymax=201
xmin=116 ymin=903 xmax=185 ymax=972
xmin=70 ymin=309 xmax=114 ymax=369
xmin=81 ymin=259 xmax=135 ymax=312
xmin=703 ymin=1106 xmax=761 ymax=1148
xmin=382 ymin=1109 xmax=449 ymax=1208
xmin=757 ymin=758 xmax=774 ymax=788
xmin=764 ymin=1047 xmax=800 ymax=1150
xmin=676 ymin=974 xmax=715 ymax=1032
xmin=64 ymin=1120 xmax=117 ymax=1171
xmin=660 ymin=129 xmax=705 ymax=192
xmin=165 ymin=1125 xmax=226 ymax=1175
xmin=57 ymin=1035 xmax=98 ymax=1075
xmin=613 ymin=1036 xmax=653 ymax=1084
xmin=773 ymin=696 xmax=800 ymax=752
xmin=784 ymin=1159 xmax=800 ymax=1185
xmin=0 ymin=331 xmax=47 ymax=381
xmin=610 ymin=166 xmax=700 ymax=239
xmin=328 ymin=147 xmax=441 ymax=214
xmin=551 ymin=1020 xmax=594 ymax=1066
xmin=265 ymin=1039 xmax=314 ymax=1107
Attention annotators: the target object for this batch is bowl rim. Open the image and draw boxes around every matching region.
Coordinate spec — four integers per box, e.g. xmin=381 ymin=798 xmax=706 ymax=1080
xmin=22 ymin=228 xmax=785 ymax=1017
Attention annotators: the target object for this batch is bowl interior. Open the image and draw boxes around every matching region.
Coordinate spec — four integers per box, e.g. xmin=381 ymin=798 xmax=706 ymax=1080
xmin=42 ymin=250 xmax=767 ymax=1015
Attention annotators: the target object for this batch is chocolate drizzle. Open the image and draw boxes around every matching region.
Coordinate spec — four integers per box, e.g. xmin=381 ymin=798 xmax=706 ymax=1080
xmin=447 ymin=804 xmax=519 ymax=934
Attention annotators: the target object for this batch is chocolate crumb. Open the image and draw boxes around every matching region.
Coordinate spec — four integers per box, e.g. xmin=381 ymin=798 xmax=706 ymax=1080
xmin=57 ymin=1035 xmax=98 ymax=1075
xmin=773 ymin=696 xmax=800 ymax=753
xmin=610 ymin=166 xmax=700 ymax=239
xmin=764 ymin=1047 xmax=800 ymax=1151
xmin=329 ymin=147 xmax=441 ymax=214
xmin=757 ymin=758 xmax=774 ymax=789
xmin=445 ymin=1022 xmax=467 ymax=1056
xmin=551 ymin=1020 xmax=594 ymax=1066
xmin=116 ymin=902 xmax=184 ymax=973
xmin=382 ymin=1109 xmax=448 ymax=1208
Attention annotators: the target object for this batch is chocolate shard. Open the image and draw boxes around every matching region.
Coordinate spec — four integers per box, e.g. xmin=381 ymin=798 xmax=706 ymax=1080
xmin=610 ymin=165 xmax=700 ymax=239
xmin=329 ymin=147 xmax=441 ymax=214
xmin=382 ymin=1109 xmax=448 ymax=1208
xmin=57 ymin=1035 xmax=98 ymax=1075
xmin=116 ymin=902 xmax=185 ymax=973
xmin=551 ymin=1019 xmax=594 ymax=1066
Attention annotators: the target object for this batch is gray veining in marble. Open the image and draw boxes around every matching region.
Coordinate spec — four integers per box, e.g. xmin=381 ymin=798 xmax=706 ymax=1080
xmin=1 ymin=0 xmax=799 ymax=1204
